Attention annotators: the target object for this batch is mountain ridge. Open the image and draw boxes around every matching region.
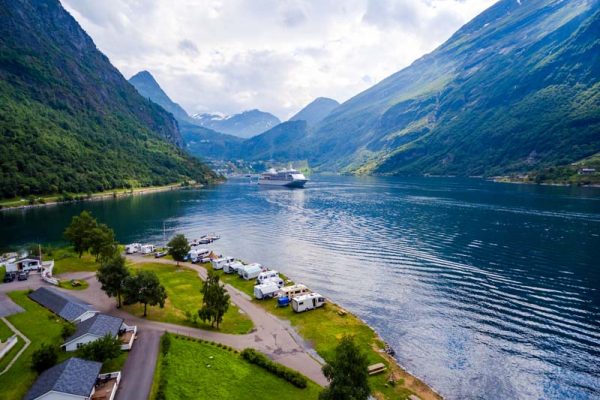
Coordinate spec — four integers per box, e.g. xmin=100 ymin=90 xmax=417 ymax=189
xmin=289 ymin=97 xmax=339 ymax=126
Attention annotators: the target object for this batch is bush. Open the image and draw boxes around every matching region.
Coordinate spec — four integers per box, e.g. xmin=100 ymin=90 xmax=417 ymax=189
xmin=240 ymin=348 xmax=308 ymax=388
xmin=61 ymin=323 xmax=76 ymax=340
xmin=78 ymin=334 xmax=121 ymax=362
xmin=161 ymin=332 xmax=171 ymax=356
xmin=31 ymin=344 xmax=58 ymax=373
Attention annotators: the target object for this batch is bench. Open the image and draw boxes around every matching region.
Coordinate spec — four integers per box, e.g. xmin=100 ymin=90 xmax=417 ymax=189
xmin=367 ymin=362 xmax=386 ymax=375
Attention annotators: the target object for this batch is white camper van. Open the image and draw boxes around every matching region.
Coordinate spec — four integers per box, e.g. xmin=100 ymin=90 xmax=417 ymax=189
xmin=256 ymin=270 xmax=279 ymax=285
xmin=279 ymin=284 xmax=310 ymax=299
xmin=264 ymin=276 xmax=284 ymax=288
xmin=224 ymin=261 xmax=244 ymax=274
xmin=212 ymin=257 xmax=234 ymax=270
xmin=125 ymin=243 xmax=142 ymax=254
xmin=140 ymin=244 xmax=155 ymax=254
xmin=188 ymin=248 xmax=210 ymax=263
xmin=6 ymin=258 xmax=42 ymax=273
xmin=240 ymin=264 xmax=262 ymax=280
xmin=292 ymin=293 xmax=326 ymax=312
xmin=253 ymin=282 xmax=280 ymax=299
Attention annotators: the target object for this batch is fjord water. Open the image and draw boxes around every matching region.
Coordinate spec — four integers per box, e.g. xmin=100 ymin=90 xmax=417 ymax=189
xmin=1 ymin=176 xmax=599 ymax=399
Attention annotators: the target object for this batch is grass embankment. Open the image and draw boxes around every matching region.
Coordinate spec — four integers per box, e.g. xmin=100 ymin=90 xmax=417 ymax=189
xmin=0 ymin=291 xmax=129 ymax=399
xmin=205 ymin=263 xmax=437 ymax=400
xmin=52 ymin=247 xmax=99 ymax=275
xmin=0 ymin=183 xmax=188 ymax=210
xmin=123 ymin=263 xmax=253 ymax=335
xmin=150 ymin=335 xmax=321 ymax=400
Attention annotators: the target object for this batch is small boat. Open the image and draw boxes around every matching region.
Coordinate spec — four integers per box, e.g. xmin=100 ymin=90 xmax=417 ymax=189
xmin=193 ymin=234 xmax=220 ymax=245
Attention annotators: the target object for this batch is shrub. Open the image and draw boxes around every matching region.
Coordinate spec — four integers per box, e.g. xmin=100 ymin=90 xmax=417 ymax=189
xmin=61 ymin=323 xmax=76 ymax=340
xmin=161 ymin=332 xmax=171 ymax=356
xmin=78 ymin=334 xmax=121 ymax=362
xmin=240 ymin=348 xmax=308 ymax=388
xmin=31 ymin=344 xmax=58 ymax=373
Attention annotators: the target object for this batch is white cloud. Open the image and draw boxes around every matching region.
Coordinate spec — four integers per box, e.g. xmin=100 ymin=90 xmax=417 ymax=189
xmin=61 ymin=0 xmax=496 ymax=119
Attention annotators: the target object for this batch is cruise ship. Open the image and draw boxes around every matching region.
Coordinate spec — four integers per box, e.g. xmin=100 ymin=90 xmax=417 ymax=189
xmin=258 ymin=168 xmax=308 ymax=188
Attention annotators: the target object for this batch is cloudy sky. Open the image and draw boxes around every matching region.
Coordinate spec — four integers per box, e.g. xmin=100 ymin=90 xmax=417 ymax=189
xmin=61 ymin=0 xmax=496 ymax=120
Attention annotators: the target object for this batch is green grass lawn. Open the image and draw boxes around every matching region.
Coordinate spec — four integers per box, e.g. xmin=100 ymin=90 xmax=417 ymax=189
xmin=151 ymin=336 xmax=321 ymax=400
xmin=100 ymin=351 xmax=129 ymax=374
xmin=0 ymin=319 xmax=12 ymax=341
xmin=0 ymin=266 xmax=5 ymax=283
xmin=122 ymin=263 xmax=253 ymax=335
xmin=52 ymin=248 xmax=99 ymax=275
xmin=203 ymin=263 xmax=416 ymax=400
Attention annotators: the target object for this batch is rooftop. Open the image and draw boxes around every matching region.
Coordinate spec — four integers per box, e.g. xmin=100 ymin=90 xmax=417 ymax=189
xmin=29 ymin=287 xmax=96 ymax=321
xmin=66 ymin=314 xmax=123 ymax=344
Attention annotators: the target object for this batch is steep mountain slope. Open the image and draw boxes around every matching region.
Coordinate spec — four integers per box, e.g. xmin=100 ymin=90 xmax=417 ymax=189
xmin=192 ymin=109 xmax=281 ymax=138
xmin=129 ymin=70 xmax=191 ymax=124
xmin=289 ymin=97 xmax=339 ymax=126
xmin=252 ymin=0 xmax=599 ymax=176
xmin=240 ymin=121 xmax=308 ymax=161
xmin=179 ymin=121 xmax=243 ymax=160
xmin=0 ymin=0 xmax=217 ymax=198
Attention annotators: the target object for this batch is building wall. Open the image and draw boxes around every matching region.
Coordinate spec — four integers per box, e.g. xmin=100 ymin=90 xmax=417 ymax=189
xmin=64 ymin=334 xmax=101 ymax=352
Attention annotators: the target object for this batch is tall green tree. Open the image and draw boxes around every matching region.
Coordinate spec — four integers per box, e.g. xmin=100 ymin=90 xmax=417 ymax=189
xmin=198 ymin=271 xmax=230 ymax=329
xmin=63 ymin=210 xmax=97 ymax=257
xmin=123 ymin=270 xmax=167 ymax=317
xmin=97 ymin=255 xmax=130 ymax=308
xmin=167 ymin=234 xmax=190 ymax=266
xmin=89 ymin=223 xmax=117 ymax=262
xmin=31 ymin=343 xmax=58 ymax=373
xmin=319 ymin=336 xmax=370 ymax=400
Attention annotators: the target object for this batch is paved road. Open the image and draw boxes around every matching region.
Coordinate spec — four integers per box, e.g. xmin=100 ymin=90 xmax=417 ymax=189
xmin=0 ymin=259 xmax=328 ymax=400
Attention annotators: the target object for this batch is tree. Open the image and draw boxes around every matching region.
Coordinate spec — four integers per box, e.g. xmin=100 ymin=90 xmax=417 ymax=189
xmin=198 ymin=271 xmax=230 ymax=329
xmin=167 ymin=234 xmax=190 ymax=266
xmin=97 ymin=254 xmax=130 ymax=308
xmin=123 ymin=270 xmax=167 ymax=317
xmin=64 ymin=210 xmax=97 ymax=257
xmin=319 ymin=336 xmax=370 ymax=400
xmin=31 ymin=344 xmax=58 ymax=373
xmin=89 ymin=223 xmax=117 ymax=262
xmin=78 ymin=334 xmax=121 ymax=362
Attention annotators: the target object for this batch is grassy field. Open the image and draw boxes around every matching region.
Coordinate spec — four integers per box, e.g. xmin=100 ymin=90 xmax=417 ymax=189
xmin=204 ymin=263 xmax=423 ymax=400
xmin=123 ymin=263 xmax=253 ymax=335
xmin=151 ymin=336 xmax=321 ymax=400
xmin=101 ymin=351 xmax=129 ymax=374
xmin=0 ymin=266 xmax=5 ymax=283
xmin=52 ymin=248 xmax=99 ymax=275
xmin=0 ymin=319 xmax=12 ymax=341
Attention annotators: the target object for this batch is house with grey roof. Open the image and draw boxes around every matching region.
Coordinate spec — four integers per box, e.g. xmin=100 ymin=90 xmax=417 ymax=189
xmin=63 ymin=314 xmax=137 ymax=352
xmin=29 ymin=287 xmax=98 ymax=323
xmin=24 ymin=357 xmax=121 ymax=400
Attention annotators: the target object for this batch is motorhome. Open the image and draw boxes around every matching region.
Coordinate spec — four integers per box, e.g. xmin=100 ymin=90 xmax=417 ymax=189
xmin=125 ymin=243 xmax=142 ymax=254
xmin=279 ymin=284 xmax=311 ymax=299
xmin=256 ymin=270 xmax=279 ymax=285
xmin=263 ymin=276 xmax=284 ymax=288
xmin=291 ymin=293 xmax=326 ymax=312
xmin=253 ymin=282 xmax=280 ymax=299
xmin=212 ymin=257 xmax=235 ymax=270
xmin=223 ymin=261 xmax=244 ymax=274
xmin=240 ymin=263 xmax=262 ymax=280
xmin=140 ymin=244 xmax=155 ymax=254
xmin=187 ymin=248 xmax=210 ymax=263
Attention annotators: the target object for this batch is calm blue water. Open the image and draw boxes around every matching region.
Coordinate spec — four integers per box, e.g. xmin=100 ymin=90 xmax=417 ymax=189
xmin=1 ymin=175 xmax=599 ymax=399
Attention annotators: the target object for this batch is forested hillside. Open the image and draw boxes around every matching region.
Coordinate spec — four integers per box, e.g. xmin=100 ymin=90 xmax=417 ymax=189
xmin=0 ymin=0 xmax=217 ymax=199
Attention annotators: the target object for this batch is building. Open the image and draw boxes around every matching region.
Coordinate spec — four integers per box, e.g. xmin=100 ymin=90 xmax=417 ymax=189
xmin=29 ymin=287 xmax=98 ymax=323
xmin=24 ymin=357 xmax=121 ymax=400
xmin=578 ymin=168 xmax=596 ymax=175
xmin=63 ymin=314 xmax=137 ymax=352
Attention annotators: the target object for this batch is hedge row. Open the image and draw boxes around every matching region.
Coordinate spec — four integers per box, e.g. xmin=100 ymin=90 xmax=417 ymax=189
xmin=240 ymin=348 xmax=308 ymax=388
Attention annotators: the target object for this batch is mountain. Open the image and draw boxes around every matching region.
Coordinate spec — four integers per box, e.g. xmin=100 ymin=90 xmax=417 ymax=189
xmin=247 ymin=0 xmax=600 ymax=176
xmin=179 ymin=121 xmax=243 ymax=160
xmin=129 ymin=70 xmax=191 ymax=124
xmin=192 ymin=109 xmax=281 ymax=138
xmin=289 ymin=97 xmax=339 ymax=126
xmin=0 ymin=0 xmax=217 ymax=199
xmin=240 ymin=121 xmax=308 ymax=161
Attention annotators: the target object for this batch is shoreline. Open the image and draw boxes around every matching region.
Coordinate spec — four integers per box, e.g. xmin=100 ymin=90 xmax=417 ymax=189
xmin=0 ymin=183 xmax=201 ymax=213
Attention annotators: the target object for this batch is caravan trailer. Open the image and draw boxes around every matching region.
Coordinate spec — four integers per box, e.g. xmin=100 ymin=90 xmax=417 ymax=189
xmin=253 ymin=282 xmax=280 ymax=299
xmin=256 ymin=270 xmax=279 ymax=285
xmin=212 ymin=257 xmax=235 ymax=270
xmin=188 ymin=248 xmax=210 ymax=263
xmin=5 ymin=258 xmax=42 ymax=273
xmin=263 ymin=276 xmax=284 ymax=288
xmin=125 ymin=243 xmax=142 ymax=254
xmin=240 ymin=264 xmax=262 ymax=280
xmin=140 ymin=244 xmax=155 ymax=254
xmin=279 ymin=284 xmax=310 ymax=299
xmin=223 ymin=261 xmax=244 ymax=274
xmin=292 ymin=293 xmax=326 ymax=312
